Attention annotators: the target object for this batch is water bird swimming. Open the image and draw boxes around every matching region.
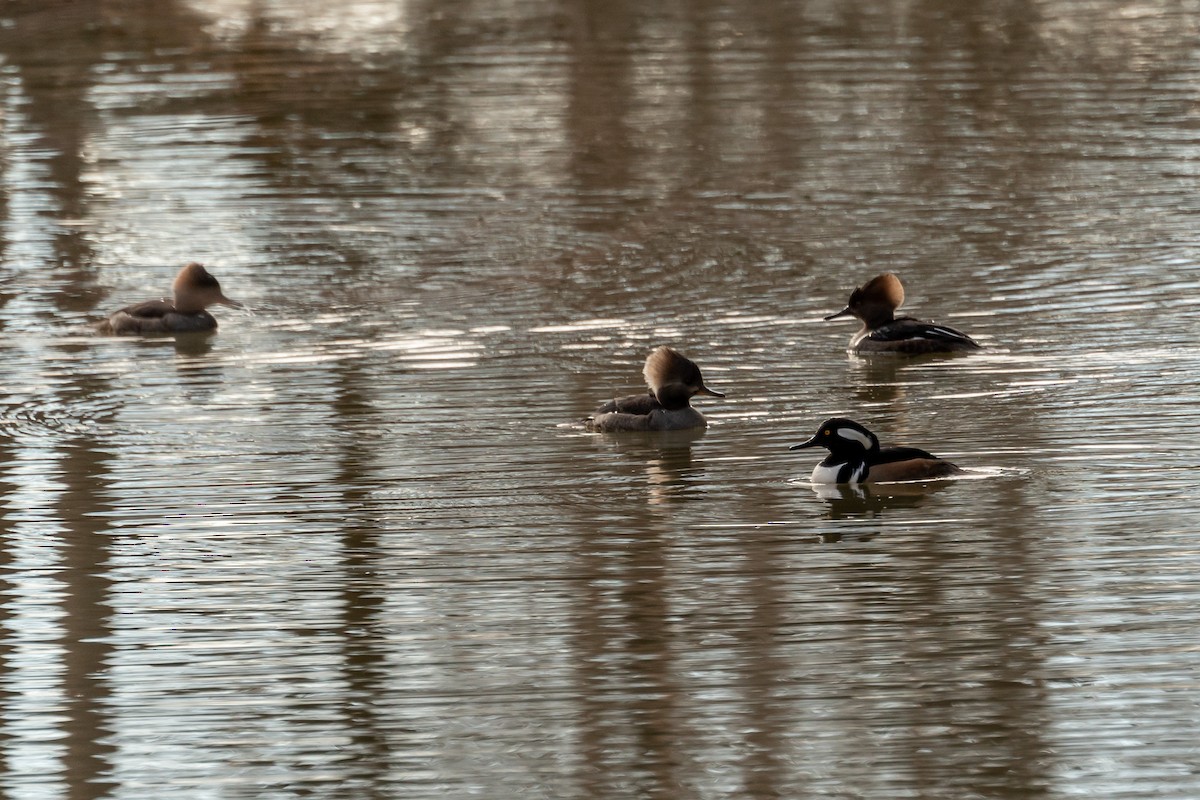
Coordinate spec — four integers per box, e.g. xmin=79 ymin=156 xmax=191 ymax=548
xmin=585 ymin=346 xmax=724 ymax=432
xmin=790 ymin=417 xmax=964 ymax=483
xmin=825 ymin=272 xmax=980 ymax=354
xmin=97 ymin=262 xmax=243 ymax=335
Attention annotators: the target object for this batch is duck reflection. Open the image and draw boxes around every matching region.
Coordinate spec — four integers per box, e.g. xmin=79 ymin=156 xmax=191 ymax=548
xmin=116 ymin=332 xmax=218 ymax=359
xmin=844 ymin=350 xmax=975 ymax=405
xmin=594 ymin=428 xmax=708 ymax=507
xmin=643 ymin=429 xmax=707 ymax=506
xmin=168 ymin=339 xmax=229 ymax=404
xmin=844 ymin=354 xmax=909 ymax=405
xmin=809 ymin=478 xmax=955 ymax=520
xmin=170 ymin=333 xmax=218 ymax=358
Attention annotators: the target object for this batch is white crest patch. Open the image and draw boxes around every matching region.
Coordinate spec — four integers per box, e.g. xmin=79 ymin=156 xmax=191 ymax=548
xmin=836 ymin=427 xmax=874 ymax=449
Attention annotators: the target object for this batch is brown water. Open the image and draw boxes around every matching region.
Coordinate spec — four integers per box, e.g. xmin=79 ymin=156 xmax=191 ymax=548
xmin=1 ymin=0 xmax=1199 ymax=797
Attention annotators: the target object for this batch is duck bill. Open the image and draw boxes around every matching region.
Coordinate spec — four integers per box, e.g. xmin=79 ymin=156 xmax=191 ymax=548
xmin=789 ymin=436 xmax=821 ymax=451
xmin=696 ymin=385 xmax=725 ymax=398
xmin=823 ymin=307 xmax=853 ymax=321
xmin=217 ymin=294 xmax=245 ymax=309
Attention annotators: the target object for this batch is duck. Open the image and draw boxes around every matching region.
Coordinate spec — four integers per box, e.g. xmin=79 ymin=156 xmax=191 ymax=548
xmin=825 ymin=272 xmax=980 ymax=354
xmin=790 ymin=417 xmax=964 ymax=483
xmin=585 ymin=346 xmax=724 ymax=432
xmin=97 ymin=262 xmax=243 ymax=335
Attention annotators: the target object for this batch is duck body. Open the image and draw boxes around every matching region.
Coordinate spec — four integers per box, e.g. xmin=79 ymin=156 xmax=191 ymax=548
xmin=791 ymin=417 xmax=963 ymax=484
xmin=826 ymin=273 xmax=980 ymax=354
xmin=586 ymin=346 xmax=723 ymax=432
xmin=850 ymin=316 xmax=980 ymax=354
xmin=588 ymin=392 xmax=710 ymax=432
xmin=101 ymin=300 xmax=221 ymax=335
xmin=97 ymin=262 xmax=242 ymax=336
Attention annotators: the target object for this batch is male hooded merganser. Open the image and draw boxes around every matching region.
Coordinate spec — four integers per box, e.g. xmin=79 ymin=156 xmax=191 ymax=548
xmin=585 ymin=346 xmax=725 ymax=432
xmin=825 ymin=273 xmax=980 ymax=354
xmin=790 ymin=417 xmax=964 ymax=483
xmin=97 ymin=262 xmax=243 ymax=335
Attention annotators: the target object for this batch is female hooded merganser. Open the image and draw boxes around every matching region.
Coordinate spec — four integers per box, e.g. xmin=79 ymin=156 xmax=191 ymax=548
xmin=825 ymin=273 xmax=980 ymax=354
xmin=790 ymin=417 xmax=964 ymax=483
xmin=585 ymin=346 xmax=725 ymax=432
xmin=97 ymin=262 xmax=243 ymax=335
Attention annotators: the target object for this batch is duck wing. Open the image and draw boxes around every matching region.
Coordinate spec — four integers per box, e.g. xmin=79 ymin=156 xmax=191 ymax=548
xmin=865 ymin=446 xmax=963 ymax=480
xmin=868 ymin=316 xmax=980 ymax=350
xmin=874 ymin=445 xmax=941 ymax=464
xmin=117 ymin=298 xmax=174 ymax=319
xmin=593 ymin=392 xmax=661 ymax=415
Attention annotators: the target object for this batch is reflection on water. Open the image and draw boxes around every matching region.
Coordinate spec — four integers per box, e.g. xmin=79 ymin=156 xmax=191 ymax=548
xmin=805 ymin=476 xmax=957 ymax=523
xmin=2 ymin=0 xmax=1200 ymax=798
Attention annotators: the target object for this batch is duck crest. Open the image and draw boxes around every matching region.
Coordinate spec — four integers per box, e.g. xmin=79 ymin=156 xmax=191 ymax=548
xmin=831 ymin=421 xmax=879 ymax=451
xmin=172 ymin=262 xmax=239 ymax=314
xmin=854 ymin=272 xmax=904 ymax=312
xmin=840 ymin=272 xmax=905 ymax=328
xmin=643 ymin=346 xmax=699 ymax=391
xmin=642 ymin=346 xmax=702 ymax=410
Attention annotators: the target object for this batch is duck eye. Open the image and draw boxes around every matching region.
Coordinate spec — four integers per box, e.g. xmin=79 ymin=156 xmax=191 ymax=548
xmin=823 ymin=429 xmax=831 ymax=436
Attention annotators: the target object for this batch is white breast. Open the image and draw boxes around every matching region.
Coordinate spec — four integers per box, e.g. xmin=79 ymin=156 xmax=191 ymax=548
xmin=810 ymin=462 xmax=866 ymax=484
xmin=811 ymin=463 xmax=843 ymax=484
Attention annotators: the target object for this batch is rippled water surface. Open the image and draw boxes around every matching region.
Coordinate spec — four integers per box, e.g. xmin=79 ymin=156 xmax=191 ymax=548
xmin=2 ymin=1 xmax=1200 ymax=797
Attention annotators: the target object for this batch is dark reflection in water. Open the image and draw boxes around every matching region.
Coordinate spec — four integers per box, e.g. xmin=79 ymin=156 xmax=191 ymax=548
xmin=1 ymin=0 xmax=1200 ymax=798
xmin=57 ymin=436 xmax=119 ymax=800
xmin=805 ymin=479 xmax=954 ymax=527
